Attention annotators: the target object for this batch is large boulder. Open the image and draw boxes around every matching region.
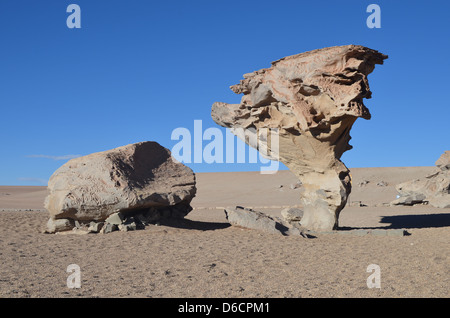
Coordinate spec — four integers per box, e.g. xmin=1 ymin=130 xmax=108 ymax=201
xmin=212 ymin=45 xmax=387 ymax=231
xmin=391 ymin=151 xmax=450 ymax=208
xmin=44 ymin=141 xmax=196 ymax=231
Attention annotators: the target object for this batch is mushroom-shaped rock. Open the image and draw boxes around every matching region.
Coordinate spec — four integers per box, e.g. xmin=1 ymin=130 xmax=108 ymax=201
xmin=212 ymin=45 xmax=387 ymax=231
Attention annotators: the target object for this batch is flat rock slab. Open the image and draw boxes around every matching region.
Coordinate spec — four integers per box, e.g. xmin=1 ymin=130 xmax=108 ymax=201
xmin=224 ymin=206 xmax=312 ymax=238
xmin=306 ymin=228 xmax=409 ymax=237
xmin=281 ymin=207 xmax=303 ymax=223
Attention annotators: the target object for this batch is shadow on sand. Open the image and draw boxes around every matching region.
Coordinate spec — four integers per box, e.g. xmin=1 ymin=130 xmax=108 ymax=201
xmin=340 ymin=213 xmax=450 ymax=231
xmin=159 ymin=218 xmax=231 ymax=231
xmin=159 ymin=213 xmax=450 ymax=232
xmin=379 ymin=213 xmax=450 ymax=229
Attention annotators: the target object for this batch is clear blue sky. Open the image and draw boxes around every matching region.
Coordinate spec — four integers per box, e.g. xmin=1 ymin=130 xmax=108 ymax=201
xmin=1 ymin=0 xmax=449 ymax=185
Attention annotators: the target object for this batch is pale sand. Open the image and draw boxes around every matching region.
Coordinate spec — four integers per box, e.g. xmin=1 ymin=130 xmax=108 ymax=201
xmin=0 ymin=167 xmax=448 ymax=298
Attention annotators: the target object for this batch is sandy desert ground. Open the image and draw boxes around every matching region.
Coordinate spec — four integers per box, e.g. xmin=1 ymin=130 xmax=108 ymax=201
xmin=0 ymin=167 xmax=449 ymax=298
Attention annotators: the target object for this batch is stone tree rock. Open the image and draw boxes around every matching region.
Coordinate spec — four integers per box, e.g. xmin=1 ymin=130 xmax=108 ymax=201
xmin=211 ymin=45 xmax=387 ymax=231
xmin=44 ymin=141 xmax=196 ymax=232
xmin=391 ymin=151 xmax=450 ymax=208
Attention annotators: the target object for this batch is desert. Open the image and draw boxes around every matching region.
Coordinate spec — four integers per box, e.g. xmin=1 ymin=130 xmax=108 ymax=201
xmin=1 ymin=2 xmax=449 ymax=302
xmin=0 ymin=166 xmax=448 ymax=298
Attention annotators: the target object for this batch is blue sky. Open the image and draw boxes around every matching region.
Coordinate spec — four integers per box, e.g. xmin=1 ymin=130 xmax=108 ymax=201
xmin=0 ymin=0 xmax=449 ymax=185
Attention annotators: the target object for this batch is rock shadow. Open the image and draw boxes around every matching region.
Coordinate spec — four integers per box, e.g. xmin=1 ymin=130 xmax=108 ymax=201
xmin=379 ymin=213 xmax=450 ymax=229
xmin=159 ymin=218 xmax=231 ymax=231
xmin=340 ymin=213 xmax=450 ymax=230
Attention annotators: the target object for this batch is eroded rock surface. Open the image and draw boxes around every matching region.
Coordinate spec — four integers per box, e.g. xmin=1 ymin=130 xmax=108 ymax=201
xmin=391 ymin=151 xmax=450 ymax=208
xmin=44 ymin=141 xmax=196 ymax=232
xmin=224 ymin=206 xmax=310 ymax=237
xmin=212 ymin=45 xmax=387 ymax=231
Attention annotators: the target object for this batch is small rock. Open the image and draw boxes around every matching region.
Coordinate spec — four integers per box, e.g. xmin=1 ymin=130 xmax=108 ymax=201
xmin=105 ymin=212 xmax=125 ymax=225
xmin=358 ymin=180 xmax=369 ymax=187
xmin=45 ymin=218 xmax=74 ymax=233
xmin=372 ymin=229 xmax=408 ymax=237
xmin=101 ymin=223 xmax=118 ymax=234
xmin=281 ymin=207 xmax=303 ymax=223
xmin=350 ymin=201 xmax=367 ymax=207
xmin=88 ymin=222 xmax=104 ymax=233
xmin=377 ymin=181 xmax=388 ymax=187
xmin=118 ymin=222 xmax=137 ymax=232
xmin=285 ymin=227 xmax=314 ymax=238
xmin=69 ymin=228 xmax=90 ymax=235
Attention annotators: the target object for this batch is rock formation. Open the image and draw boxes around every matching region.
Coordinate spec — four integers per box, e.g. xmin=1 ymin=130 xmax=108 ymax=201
xmin=44 ymin=141 xmax=196 ymax=233
xmin=281 ymin=207 xmax=303 ymax=224
xmin=224 ymin=206 xmax=310 ymax=237
xmin=391 ymin=151 xmax=450 ymax=208
xmin=212 ymin=45 xmax=387 ymax=231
